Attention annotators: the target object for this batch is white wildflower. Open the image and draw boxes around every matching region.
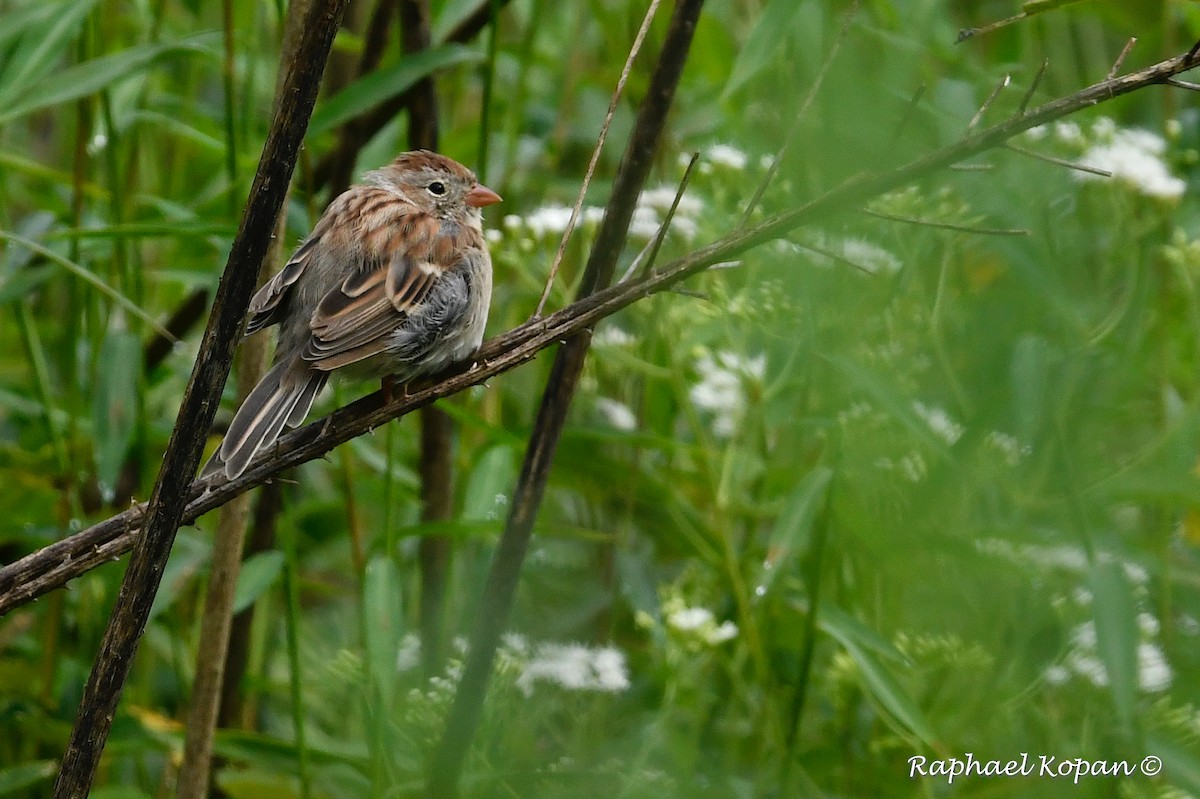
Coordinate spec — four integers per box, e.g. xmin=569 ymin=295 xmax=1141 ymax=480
xmin=628 ymin=206 xmax=661 ymax=239
xmin=517 ymin=642 xmax=630 ymax=696
xmin=396 ymin=633 xmax=422 ymax=672
xmin=912 ymin=401 xmax=964 ymax=445
xmin=899 ymin=451 xmax=927 ymax=482
xmin=690 ymin=351 xmax=764 ymax=438
xmin=708 ymin=144 xmax=748 ymax=170
xmin=639 ymin=185 xmax=704 ymax=217
xmin=1050 ymin=616 xmax=1172 ymax=693
xmin=485 ymin=228 xmax=503 ymax=244
xmin=668 ymin=606 xmax=714 ymax=631
xmin=1077 ymin=127 xmax=1185 ymax=200
xmin=985 ymin=430 xmax=1027 ymax=465
xmin=591 ymin=647 xmax=631 ymax=691
xmin=1054 ymin=121 xmax=1084 ymax=146
xmin=1024 ymin=124 xmax=1048 ymax=141
xmin=842 ymin=238 xmax=902 ymax=275
xmin=596 ymin=397 xmax=637 ymax=431
xmin=705 ymin=620 xmax=739 ymax=645
xmin=524 ymin=204 xmax=575 ymax=237
xmin=1090 ymin=116 xmax=1118 ymax=141
xmin=593 ymin=325 xmax=635 ymax=348
xmin=1137 ymin=642 xmax=1172 ymax=692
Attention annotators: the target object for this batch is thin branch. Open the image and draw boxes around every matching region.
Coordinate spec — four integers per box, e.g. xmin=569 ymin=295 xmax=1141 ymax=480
xmin=49 ymin=2 xmax=350 ymax=796
xmin=967 ymin=74 xmax=1010 ymax=131
xmin=533 ymin=0 xmax=662 ymax=317
xmin=862 ymin=208 xmax=1029 ymax=236
xmin=1018 ymin=58 xmax=1048 ymax=116
xmin=1004 ymin=142 xmax=1112 ymax=177
xmin=5 ymin=39 xmax=1200 ymax=621
xmin=625 ymin=151 xmax=700 ymax=281
xmin=1166 ymin=77 xmax=1200 ymax=92
xmin=888 ymin=83 xmax=926 ymax=151
xmin=1108 ymin=37 xmax=1137 ymax=80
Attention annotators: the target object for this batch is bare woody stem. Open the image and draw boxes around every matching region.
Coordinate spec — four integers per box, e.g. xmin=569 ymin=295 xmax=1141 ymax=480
xmin=426 ymin=1 xmax=706 ymax=794
xmin=48 ymin=2 xmax=350 ymax=797
xmin=4 ymin=42 xmax=1198 ymax=623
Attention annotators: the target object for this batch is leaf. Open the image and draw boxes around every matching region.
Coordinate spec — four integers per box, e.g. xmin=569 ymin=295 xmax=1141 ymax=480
xmin=1147 ymin=734 xmax=1200 ymax=794
xmin=820 ymin=605 xmax=938 ymax=746
xmin=362 ymin=555 xmax=404 ymax=707
xmin=0 ymin=231 xmax=177 ymax=341
xmin=215 ymin=770 xmax=302 ymax=799
xmin=1088 ymin=559 xmax=1138 ymax=731
xmin=0 ymin=0 xmax=99 ymax=108
xmin=233 ymin=551 xmax=285 ymax=614
xmin=754 ymin=467 xmax=832 ymax=599
xmin=92 ymin=327 xmax=141 ymax=501
xmin=722 ymin=0 xmax=807 ymax=100
xmin=433 ymin=0 xmax=488 ymax=43
xmin=0 ymin=37 xmax=216 ymax=126
xmin=0 ymin=761 xmax=56 ymax=795
xmin=462 ymin=444 xmax=516 ymax=522
xmin=308 ymin=45 xmax=483 ymax=137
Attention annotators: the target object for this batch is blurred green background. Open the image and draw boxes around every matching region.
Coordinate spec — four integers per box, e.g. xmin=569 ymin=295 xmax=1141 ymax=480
xmin=2 ymin=0 xmax=1200 ymax=796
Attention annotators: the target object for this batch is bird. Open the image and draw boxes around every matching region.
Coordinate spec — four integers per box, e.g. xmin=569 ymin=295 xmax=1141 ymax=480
xmin=207 ymin=150 xmax=502 ymax=480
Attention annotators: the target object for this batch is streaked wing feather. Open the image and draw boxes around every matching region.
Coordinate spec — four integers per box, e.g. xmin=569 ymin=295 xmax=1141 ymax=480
xmin=301 ymin=211 xmax=455 ymax=371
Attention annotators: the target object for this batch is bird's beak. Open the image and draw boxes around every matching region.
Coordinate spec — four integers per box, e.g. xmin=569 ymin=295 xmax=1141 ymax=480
xmin=465 ymin=183 xmax=503 ymax=208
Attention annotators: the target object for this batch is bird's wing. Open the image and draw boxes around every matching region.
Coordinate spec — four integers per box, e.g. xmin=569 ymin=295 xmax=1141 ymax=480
xmin=244 ymin=213 xmax=337 ymax=335
xmin=302 ymin=210 xmax=464 ymax=371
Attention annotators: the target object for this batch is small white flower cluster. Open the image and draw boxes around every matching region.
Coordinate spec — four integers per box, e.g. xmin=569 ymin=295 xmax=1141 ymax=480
xmin=912 ymin=401 xmax=964 ymax=446
xmin=595 ymin=397 xmax=637 ymax=431
xmin=1045 ymin=615 xmax=1172 ymax=694
xmin=666 ymin=604 xmax=739 ymax=645
xmin=397 ymin=632 xmax=631 ymax=697
xmin=514 ymin=640 xmax=630 ymax=697
xmin=689 ymin=349 xmax=766 ymax=438
xmin=974 ymin=541 xmax=1170 ymax=692
xmin=680 ymin=143 xmax=758 ymax=174
xmin=1027 ymin=116 xmax=1186 ymax=200
xmin=503 ymin=204 xmax=605 ymax=240
xmin=634 ymin=185 xmax=703 ymax=240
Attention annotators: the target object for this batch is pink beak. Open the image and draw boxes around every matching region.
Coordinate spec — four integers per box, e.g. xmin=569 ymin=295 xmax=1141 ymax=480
xmin=465 ymin=183 xmax=503 ymax=208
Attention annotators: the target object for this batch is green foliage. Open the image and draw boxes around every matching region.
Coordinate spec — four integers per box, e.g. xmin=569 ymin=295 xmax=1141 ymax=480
xmin=1 ymin=0 xmax=1200 ymax=798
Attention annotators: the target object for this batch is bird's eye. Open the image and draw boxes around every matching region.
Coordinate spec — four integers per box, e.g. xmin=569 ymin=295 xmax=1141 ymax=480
xmin=427 ymin=181 xmax=447 ymax=196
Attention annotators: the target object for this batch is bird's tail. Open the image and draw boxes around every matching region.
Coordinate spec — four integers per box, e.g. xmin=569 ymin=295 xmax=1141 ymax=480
xmin=204 ymin=360 xmax=327 ymax=480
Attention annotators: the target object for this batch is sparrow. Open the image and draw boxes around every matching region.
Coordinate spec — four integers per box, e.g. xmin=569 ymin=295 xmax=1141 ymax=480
xmin=208 ymin=150 xmax=501 ymax=480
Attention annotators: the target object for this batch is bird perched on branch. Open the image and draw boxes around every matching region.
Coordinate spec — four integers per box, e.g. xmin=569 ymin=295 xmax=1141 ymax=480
xmin=207 ymin=150 xmax=502 ymax=480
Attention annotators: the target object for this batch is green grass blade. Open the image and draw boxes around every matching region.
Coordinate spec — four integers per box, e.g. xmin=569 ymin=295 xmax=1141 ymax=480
xmin=0 ymin=36 xmax=218 ymax=126
xmin=0 ymin=0 xmax=99 ymax=108
xmin=0 ymin=230 xmax=177 ymax=342
xmin=307 ymin=45 xmax=483 ymax=137
xmin=1088 ymin=559 xmax=1139 ymax=732
xmin=820 ymin=605 xmax=938 ymax=746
